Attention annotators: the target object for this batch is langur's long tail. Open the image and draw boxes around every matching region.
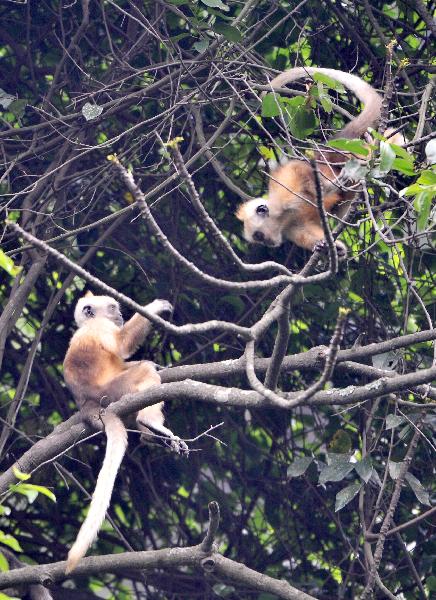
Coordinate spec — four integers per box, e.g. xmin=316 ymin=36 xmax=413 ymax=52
xmin=65 ymin=412 xmax=128 ymax=574
xmin=268 ymin=67 xmax=382 ymax=139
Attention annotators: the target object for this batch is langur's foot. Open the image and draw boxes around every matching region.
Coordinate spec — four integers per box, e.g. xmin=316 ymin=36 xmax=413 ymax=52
xmin=168 ymin=436 xmax=189 ymax=456
xmin=313 ymin=239 xmax=347 ymax=260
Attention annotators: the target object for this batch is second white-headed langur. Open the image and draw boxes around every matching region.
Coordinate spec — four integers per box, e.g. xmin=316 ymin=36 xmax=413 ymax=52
xmin=63 ymin=291 xmax=188 ymax=573
xmin=236 ymin=67 xmax=404 ymax=256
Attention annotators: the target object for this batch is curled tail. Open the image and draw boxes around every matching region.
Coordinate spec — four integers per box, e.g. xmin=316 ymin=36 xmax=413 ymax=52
xmin=268 ymin=67 xmax=382 ymax=139
xmin=65 ymin=412 xmax=128 ymax=574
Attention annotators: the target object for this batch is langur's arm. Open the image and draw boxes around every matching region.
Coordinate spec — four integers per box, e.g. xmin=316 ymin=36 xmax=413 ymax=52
xmin=119 ymin=299 xmax=173 ymax=359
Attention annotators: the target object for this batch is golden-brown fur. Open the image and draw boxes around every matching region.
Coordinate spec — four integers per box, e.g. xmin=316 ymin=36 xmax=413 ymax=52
xmin=236 ymin=67 xmax=389 ymax=254
xmin=63 ymin=293 xmax=187 ymax=574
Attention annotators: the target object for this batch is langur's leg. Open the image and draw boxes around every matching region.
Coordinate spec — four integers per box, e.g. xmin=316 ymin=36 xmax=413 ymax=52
xmin=289 ymin=222 xmax=325 ymax=250
xmin=134 ymin=364 xmax=188 ymax=455
xmin=105 ymin=362 xmax=188 ymax=454
xmin=291 ymin=222 xmax=347 ymax=258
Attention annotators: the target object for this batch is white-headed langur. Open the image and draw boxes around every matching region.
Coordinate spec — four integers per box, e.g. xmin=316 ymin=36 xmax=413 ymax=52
xmin=63 ymin=291 xmax=187 ymax=573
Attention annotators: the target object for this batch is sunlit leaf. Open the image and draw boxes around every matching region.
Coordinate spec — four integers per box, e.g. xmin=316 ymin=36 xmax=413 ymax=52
xmin=287 ymin=456 xmax=313 ymax=478
xmin=335 ymin=482 xmax=362 ymax=512
xmin=261 ymin=93 xmax=281 ymax=118
xmin=82 ymin=102 xmax=103 ymax=121
xmin=313 ymin=72 xmax=346 ymax=93
xmin=193 ymin=39 xmax=209 ymax=53
xmin=12 ymin=466 xmax=31 ymax=481
xmin=0 ymin=592 xmax=20 ymax=600
xmin=391 ymin=157 xmax=415 ymax=176
xmin=0 ymin=553 xmax=9 ymax=572
xmin=388 ymin=460 xmax=403 ymax=480
xmin=0 ymin=88 xmax=14 ymax=109
xmin=0 ymin=531 xmax=22 ymax=552
xmin=355 ymin=456 xmax=373 ymax=483
xmin=201 ymin=0 xmax=229 ymax=10
xmin=405 ymin=472 xmax=431 ymax=506
xmin=319 ymin=455 xmax=354 ymax=485
xmin=379 ymin=141 xmax=396 ymax=174
xmin=385 ymin=414 xmax=406 ymax=430
xmin=341 ymin=158 xmax=369 ymax=180
xmin=328 ymin=138 xmax=369 ymax=156
xmin=372 ymin=351 xmax=399 ymax=371
xmin=414 ymin=191 xmax=433 ymax=231
xmin=0 ymin=251 xmax=22 ymax=278
xmin=9 ymin=483 xmax=56 ymax=503
xmin=283 ymin=97 xmax=315 ymax=138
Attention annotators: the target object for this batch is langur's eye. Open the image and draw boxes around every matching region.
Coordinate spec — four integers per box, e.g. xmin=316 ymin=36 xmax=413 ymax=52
xmin=82 ymin=305 xmax=94 ymax=317
xmin=109 ymin=305 xmax=117 ymax=310
xmin=256 ymin=204 xmax=269 ymax=216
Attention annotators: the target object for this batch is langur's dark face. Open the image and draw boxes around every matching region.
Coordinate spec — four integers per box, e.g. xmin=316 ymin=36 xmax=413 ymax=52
xmin=74 ymin=295 xmax=123 ymax=328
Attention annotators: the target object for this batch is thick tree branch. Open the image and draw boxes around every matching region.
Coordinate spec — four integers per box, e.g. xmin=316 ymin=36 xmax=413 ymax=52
xmin=0 ymin=502 xmax=316 ymax=600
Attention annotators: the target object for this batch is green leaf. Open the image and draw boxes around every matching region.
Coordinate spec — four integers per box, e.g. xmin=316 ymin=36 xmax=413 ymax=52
xmin=287 ymin=456 xmax=313 ymax=478
xmin=0 ymin=531 xmax=22 ymax=552
xmin=415 ymin=191 xmax=433 ymax=231
xmin=391 ymin=157 xmax=415 ymax=176
xmin=0 ymin=88 xmax=14 ymax=109
xmin=8 ymin=99 xmax=26 ymax=118
xmin=405 ymin=472 xmax=431 ymax=506
xmin=354 ymin=456 xmax=373 ymax=483
xmin=170 ymin=33 xmax=191 ymax=42
xmin=258 ymin=145 xmax=275 ymax=160
xmin=385 ymin=414 xmax=406 ymax=430
xmin=313 ymin=72 xmax=346 ymax=93
xmin=372 ymin=351 xmax=399 ymax=371
xmin=417 ymin=170 xmax=436 ymax=185
xmin=426 ymin=575 xmax=436 ymax=592
xmin=193 ymin=39 xmax=209 ymax=53
xmin=9 ymin=483 xmax=56 ymax=503
xmin=212 ymin=583 xmax=236 ymax=596
xmin=335 ymin=482 xmax=362 ymax=512
xmin=283 ymin=96 xmax=316 ymax=138
xmin=328 ymin=431 xmax=352 ymax=454
xmin=12 ymin=466 xmax=31 ymax=481
xmin=261 ymin=93 xmax=281 ymax=118
xmin=212 ymin=22 xmax=242 ymax=42
xmin=201 ymin=0 xmax=229 ymax=10
xmin=328 ymin=138 xmax=370 ymax=156
xmin=0 ymin=593 xmax=20 ymax=600
xmin=379 ymin=141 xmax=396 ymax=173
xmin=0 ymin=251 xmax=22 ymax=277
xmin=319 ymin=455 xmax=354 ymax=485
xmin=314 ymin=81 xmax=333 ymax=113
xmin=0 ymin=552 xmax=9 ymax=572
xmin=389 ymin=142 xmax=414 ymax=162
xmin=319 ymin=94 xmax=333 ymax=113
xmin=341 ymin=158 xmax=369 ymax=180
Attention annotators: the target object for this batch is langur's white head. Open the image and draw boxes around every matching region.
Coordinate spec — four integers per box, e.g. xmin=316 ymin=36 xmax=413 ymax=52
xmin=74 ymin=291 xmax=123 ymax=328
xmin=236 ymin=198 xmax=285 ymax=247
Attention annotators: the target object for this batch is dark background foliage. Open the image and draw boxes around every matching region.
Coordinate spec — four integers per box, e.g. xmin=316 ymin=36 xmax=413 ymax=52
xmin=0 ymin=1 xmax=434 ymax=598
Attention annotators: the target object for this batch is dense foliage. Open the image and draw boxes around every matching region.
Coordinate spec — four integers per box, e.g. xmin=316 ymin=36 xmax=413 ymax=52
xmin=0 ymin=1 xmax=434 ymax=599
